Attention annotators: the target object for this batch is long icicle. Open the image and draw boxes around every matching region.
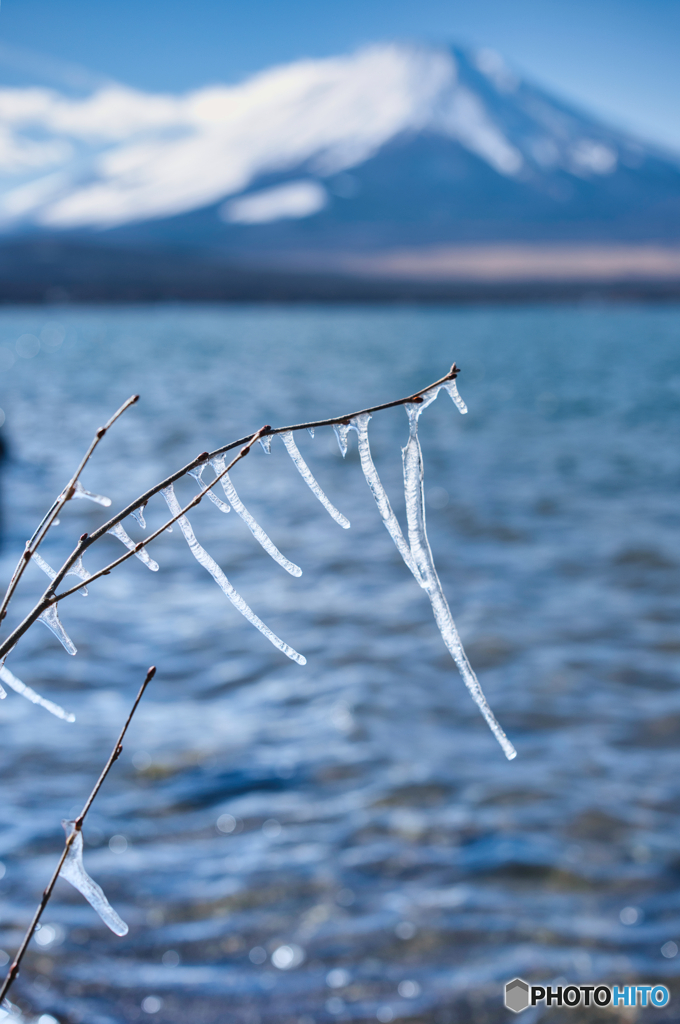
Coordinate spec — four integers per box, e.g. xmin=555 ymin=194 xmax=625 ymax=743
xmin=188 ymin=465 xmax=231 ymax=514
xmin=0 ymin=664 xmax=75 ymax=722
xmin=108 ymin=522 xmax=159 ymax=571
xmin=162 ymin=485 xmax=306 ymax=665
xmin=280 ymin=432 xmax=350 ymax=529
xmin=402 ymin=402 xmax=516 ymax=761
xmin=59 ymin=821 xmax=128 ymax=935
xmin=351 ymin=413 xmax=423 ymax=584
xmin=211 ymin=455 xmax=302 ymax=577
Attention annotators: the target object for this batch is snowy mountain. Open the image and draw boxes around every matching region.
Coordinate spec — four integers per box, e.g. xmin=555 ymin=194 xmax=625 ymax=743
xmin=0 ymin=41 xmax=679 ymax=298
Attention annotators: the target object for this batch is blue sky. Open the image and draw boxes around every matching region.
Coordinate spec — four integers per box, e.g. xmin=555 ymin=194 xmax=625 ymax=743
xmin=0 ymin=0 xmax=679 ymax=151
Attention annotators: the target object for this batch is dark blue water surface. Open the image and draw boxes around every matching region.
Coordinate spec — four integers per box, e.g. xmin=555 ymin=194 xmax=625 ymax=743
xmin=1 ymin=303 xmax=680 ymax=1024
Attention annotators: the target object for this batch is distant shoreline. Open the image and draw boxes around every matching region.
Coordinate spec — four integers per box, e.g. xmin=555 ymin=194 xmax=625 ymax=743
xmin=1 ymin=239 xmax=680 ymax=304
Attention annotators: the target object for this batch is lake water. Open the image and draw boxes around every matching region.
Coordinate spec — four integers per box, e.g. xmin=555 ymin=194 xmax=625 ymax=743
xmin=1 ymin=303 xmax=680 ymax=1024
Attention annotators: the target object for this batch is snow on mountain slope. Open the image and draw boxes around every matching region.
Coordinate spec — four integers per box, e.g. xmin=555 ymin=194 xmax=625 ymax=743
xmin=0 ymin=41 xmax=663 ymax=234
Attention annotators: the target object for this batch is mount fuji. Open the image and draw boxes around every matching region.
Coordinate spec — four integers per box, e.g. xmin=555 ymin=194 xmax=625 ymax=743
xmin=1 ymin=41 xmax=679 ymax=300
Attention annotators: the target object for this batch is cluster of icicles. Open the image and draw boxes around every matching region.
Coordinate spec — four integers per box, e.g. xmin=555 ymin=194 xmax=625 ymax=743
xmin=0 ymin=379 xmax=516 ymax=937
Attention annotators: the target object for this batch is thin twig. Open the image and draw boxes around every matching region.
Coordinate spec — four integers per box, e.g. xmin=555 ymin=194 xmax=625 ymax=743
xmin=0 ymin=394 xmax=139 ymax=626
xmin=0 ymin=665 xmax=156 ymax=1006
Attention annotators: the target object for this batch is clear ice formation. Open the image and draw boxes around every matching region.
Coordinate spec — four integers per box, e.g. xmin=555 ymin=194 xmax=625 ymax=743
xmin=162 ymin=485 xmax=306 ymax=665
xmin=108 ymin=522 xmax=159 ymax=571
xmin=280 ymin=432 xmax=350 ymax=529
xmin=351 ymin=414 xmax=422 ymax=583
xmin=189 ymin=465 xmax=231 ymax=514
xmin=0 ymin=664 xmax=75 ymax=722
xmin=333 ymin=423 xmax=350 ymax=457
xmin=259 ymin=435 xmax=272 ymax=454
xmin=33 ymin=552 xmax=91 ymax=597
xmin=130 ymin=506 xmax=147 ymax=529
xmin=71 ymin=480 xmax=112 ymax=507
xmin=59 ymin=821 xmax=128 ymax=935
xmin=402 ymin=397 xmax=516 ymax=761
xmin=307 ymin=427 xmax=315 ymax=438
xmin=68 ymin=556 xmax=92 ymax=595
xmin=211 ymin=456 xmax=302 ymax=577
xmin=39 ymin=603 xmax=77 ymax=655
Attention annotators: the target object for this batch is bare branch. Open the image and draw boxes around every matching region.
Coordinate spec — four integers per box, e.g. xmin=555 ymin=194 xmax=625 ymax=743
xmin=0 ymin=394 xmax=139 ymax=625
xmin=0 ymin=665 xmax=156 ymax=1005
xmin=0 ymin=367 xmax=459 ymax=660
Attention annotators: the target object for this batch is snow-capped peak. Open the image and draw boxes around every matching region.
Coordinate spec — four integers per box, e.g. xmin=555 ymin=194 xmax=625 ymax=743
xmin=0 ymin=41 xmax=654 ymax=232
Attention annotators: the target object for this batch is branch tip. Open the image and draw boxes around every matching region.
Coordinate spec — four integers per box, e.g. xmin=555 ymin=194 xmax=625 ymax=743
xmin=146 ymin=666 xmax=157 ymax=682
xmin=79 ymin=533 xmax=88 ymax=542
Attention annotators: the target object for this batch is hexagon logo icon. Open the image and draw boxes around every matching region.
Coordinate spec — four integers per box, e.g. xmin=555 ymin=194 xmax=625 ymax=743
xmin=505 ymin=978 xmax=530 ymax=1013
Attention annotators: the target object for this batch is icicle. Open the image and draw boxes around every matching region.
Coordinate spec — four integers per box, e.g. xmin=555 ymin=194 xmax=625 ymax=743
xmin=333 ymin=423 xmax=350 ymax=457
xmin=32 ymin=551 xmax=57 ymax=581
xmin=38 ymin=603 xmax=77 ymax=655
xmin=280 ymin=432 xmax=350 ymax=529
xmin=131 ymin=506 xmax=147 ymax=529
xmin=0 ymin=681 xmax=5 ymax=699
xmin=0 ymin=665 xmax=75 ymax=721
xmin=350 ymin=414 xmax=422 ymax=583
xmin=413 ymin=380 xmax=468 ymax=417
xmin=34 ymin=552 xmax=91 ymax=597
xmin=162 ymin=485 xmax=306 ymax=665
xmin=188 ymin=465 xmax=231 ymax=514
xmin=108 ymin=522 xmax=159 ymax=571
xmin=68 ymin=555 xmax=91 ymax=596
xmin=402 ymin=403 xmax=516 ymax=761
xmin=60 ymin=821 xmax=128 ymax=935
xmin=307 ymin=427 xmax=315 ymax=438
xmin=71 ymin=480 xmax=112 ymax=507
xmin=443 ymin=378 xmax=468 ymax=415
xmin=259 ymin=435 xmax=272 ymax=454
xmin=211 ymin=456 xmax=302 ymax=577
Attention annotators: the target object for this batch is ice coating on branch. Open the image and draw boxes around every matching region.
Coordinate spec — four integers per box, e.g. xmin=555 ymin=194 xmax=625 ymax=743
xmin=307 ymin=427 xmax=315 ymax=438
xmin=402 ymin=403 xmax=516 ymax=761
xmin=68 ymin=556 xmax=91 ymax=596
xmin=108 ymin=522 xmax=159 ymax=571
xmin=60 ymin=821 xmax=128 ymax=935
xmin=162 ymin=484 xmax=306 ymax=664
xmin=32 ymin=550 xmax=89 ymax=595
xmin=211 ymin=456 xmax=302 ymax=576
xmin=259 ymin=435 xmax=272 ymax=454
xmin=38 ymin=603 xmax=77 ymax=655
xmin=71 ymin=480 xmax=112 ymax=506
xmin=350 ymin=414 xmax=422 ymax=584
xmin=443 ymin=378 xmax=468 ymax=414
xmin=131 ymin=506 xmax=147 ymax=529
xmin=333 ymin=423 xmax=350 ymax=457
xmin=189 ymin=465 xmax=231 ymax=514
xmin=0 ymin=664 xmax=75 ymax=721
xmin=281 ymin=432 xmax=350 ymax=529
xmin=416 ymin=379 xmax=468 ymax=417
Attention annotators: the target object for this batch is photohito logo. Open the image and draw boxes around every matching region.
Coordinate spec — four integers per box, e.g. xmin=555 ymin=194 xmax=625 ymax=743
xmin=504 ymin=979 xmax=670 ymax=1013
